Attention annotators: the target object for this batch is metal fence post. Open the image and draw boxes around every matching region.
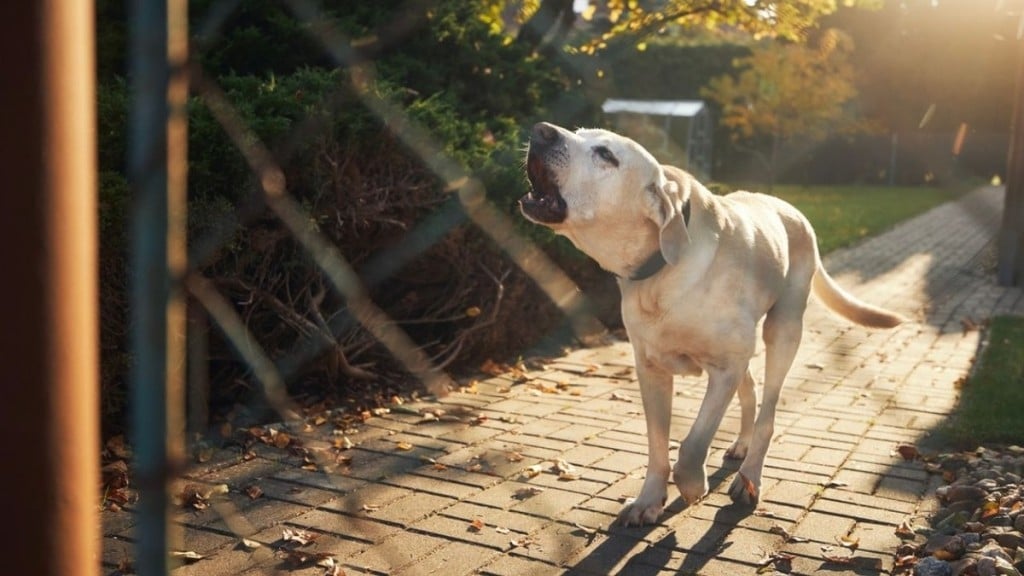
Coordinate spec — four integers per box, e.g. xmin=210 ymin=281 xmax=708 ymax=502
xmin=129 ymin=0 xmax=189 ymax=572
xmin=0 ymin=1 xmax=100 ymax=574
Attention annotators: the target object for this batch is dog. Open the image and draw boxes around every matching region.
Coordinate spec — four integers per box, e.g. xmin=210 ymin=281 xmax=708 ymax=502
xmin=519 ymin=122 xmax=904 ymax=527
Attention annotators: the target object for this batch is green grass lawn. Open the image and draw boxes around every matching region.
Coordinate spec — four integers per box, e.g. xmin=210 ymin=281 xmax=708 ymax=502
xmin=942 ymin=316 xmax=1024 ymax=448
xmin=760 ymin=185 xmax=968 ymax=254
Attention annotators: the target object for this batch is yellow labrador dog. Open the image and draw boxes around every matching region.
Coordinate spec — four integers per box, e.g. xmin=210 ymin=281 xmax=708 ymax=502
xmin=519 ymin=122 xmax=903 ymax=527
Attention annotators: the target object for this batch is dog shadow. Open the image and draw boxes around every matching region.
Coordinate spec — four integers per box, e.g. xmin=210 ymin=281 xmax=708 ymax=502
xmin=566 ymin=464 xmax=747 ymax=575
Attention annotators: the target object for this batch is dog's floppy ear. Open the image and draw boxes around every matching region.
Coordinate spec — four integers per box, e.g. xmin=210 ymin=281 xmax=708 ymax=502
xmin=647 ymin=177 xmax=690 ymax=266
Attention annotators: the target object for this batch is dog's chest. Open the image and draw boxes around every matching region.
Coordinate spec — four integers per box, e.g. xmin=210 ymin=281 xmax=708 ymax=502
xmin=620 ymin=286 xmax=755 ymax=373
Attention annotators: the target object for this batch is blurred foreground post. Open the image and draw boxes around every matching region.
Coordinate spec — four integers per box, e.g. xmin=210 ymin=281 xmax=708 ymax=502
xmin=129 ymin=0 xmax=189 ymax=572
xmin=0 ymin=1 xmax=100 ymax=574
xmin=999 ymin=36 xmax=1024 ymax=287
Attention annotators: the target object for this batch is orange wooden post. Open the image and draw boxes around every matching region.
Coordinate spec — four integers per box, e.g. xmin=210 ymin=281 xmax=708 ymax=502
xmin=0 ymin=1 xmax=100 ymax=574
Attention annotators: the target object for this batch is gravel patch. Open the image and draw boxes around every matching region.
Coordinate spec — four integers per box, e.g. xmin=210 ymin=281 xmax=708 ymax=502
xmin=899 ymin=446 xmax=1024 ymax=576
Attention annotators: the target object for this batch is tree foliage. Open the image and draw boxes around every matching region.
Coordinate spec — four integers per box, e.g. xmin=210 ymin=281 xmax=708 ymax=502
xmin=485 ymin=0 xmax=883 ymax=54
xmin=703 ymin=31 xmax=859 ymax=141
xmin=701 ymin=30 xmax=860 ymax=180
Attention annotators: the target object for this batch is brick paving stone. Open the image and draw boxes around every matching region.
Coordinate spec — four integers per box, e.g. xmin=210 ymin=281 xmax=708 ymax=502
xmin=344 ymin=530 xmax=452 ymax=573
xmin=811 ymin=497 xmax=907 ymax=524
xmin=801 ymin=446 xmax=851 ymax=467
xmin=791 ymin=511 xmax=856 ymax=544
xmin=762 ymin=479 xmax=821 ymax=509
xmin=391 ymin=540 xmax=499 ymax=576
xmin=820 ymin=489 xmax=917 ymax=515
xmin=478 ymin=554 xmax=564 ymax=576
xmin=512 ymin=486 xmax=593 ymax=518
xmin=442 ymin=501 xmax=547 ymax=534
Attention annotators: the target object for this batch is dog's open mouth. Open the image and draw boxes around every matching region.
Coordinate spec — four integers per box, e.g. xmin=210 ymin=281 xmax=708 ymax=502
xmin=519 ymin=152 xmax=567 ymax=224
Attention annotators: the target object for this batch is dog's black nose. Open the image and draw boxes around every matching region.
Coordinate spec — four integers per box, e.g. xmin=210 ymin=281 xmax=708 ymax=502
xmin=532 ymin=122 xmax=559 ymax=146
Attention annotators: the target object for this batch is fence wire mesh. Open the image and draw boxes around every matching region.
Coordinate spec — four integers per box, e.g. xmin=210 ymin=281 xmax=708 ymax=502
xmin=110 ymin=1 xmax=615 ymax=574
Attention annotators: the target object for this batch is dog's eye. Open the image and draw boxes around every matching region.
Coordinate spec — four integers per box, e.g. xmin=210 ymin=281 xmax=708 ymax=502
xmin=593 ymin=146 xmax=619 ymax=167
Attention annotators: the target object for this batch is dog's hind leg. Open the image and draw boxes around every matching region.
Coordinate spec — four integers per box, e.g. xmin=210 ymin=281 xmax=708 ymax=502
xmin=725 ymin=369 xmax=756 ymax=461
xmin=674 ymin=365 xmax=745 ymax=504
xmin=729 ymin=299 xmax=806 ymax=506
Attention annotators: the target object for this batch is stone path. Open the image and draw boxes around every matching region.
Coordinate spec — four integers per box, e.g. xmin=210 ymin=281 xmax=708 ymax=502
xmin=103 ymin=186 xmax=1024 ymax=575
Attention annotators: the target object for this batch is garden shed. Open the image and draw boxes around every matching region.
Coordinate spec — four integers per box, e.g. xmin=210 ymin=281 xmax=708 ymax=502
xmin=601 ymin=98 xmax=713 ymax=180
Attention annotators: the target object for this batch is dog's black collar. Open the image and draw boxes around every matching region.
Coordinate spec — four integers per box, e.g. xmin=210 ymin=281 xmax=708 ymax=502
xmin=626 ymin=198 xmax=691 ymax=282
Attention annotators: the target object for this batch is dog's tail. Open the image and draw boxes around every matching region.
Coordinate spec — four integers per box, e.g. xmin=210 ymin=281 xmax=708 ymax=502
xmin=812 ymin=262 xmax=905 ymax=329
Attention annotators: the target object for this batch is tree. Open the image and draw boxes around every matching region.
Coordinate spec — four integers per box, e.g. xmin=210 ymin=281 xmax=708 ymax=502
xmin=701 ymin=31 xmax=860 ymax=184
xmin=491 ymin=0 xmax=882 ymax=54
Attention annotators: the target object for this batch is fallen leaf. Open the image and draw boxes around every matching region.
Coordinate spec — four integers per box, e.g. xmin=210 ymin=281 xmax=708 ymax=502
xmin=820 ymin=480 xmax=849 ymax=489
xmin=752 ymin=508 xmax=778 ymax=518
xmin=805 ymin=362 xmax=825 ymax=370
xmin=573 ymin=522 xmax=599 ymax=536
xmin=282 ymin=528 xmax=319 ymax=546
xmin=239 ymin=538 xmax=261 ymax=550
xmin=465 ymin=306 xmax=482 ymax=318
xmin=104 ymin=435 xmax=132 ymax=459
xmin=272 ymin=430 xmax=291 ymax=450
xmin=610 ymin=391 xmax=632 ymax=402
xmin=895 ymin=445 xmax=919 ymax=461
xmin=319 ymin=556 xmax=344 ymax=576
xmin=244 ymin=485 xmax=263 ymax=500
xmin=554 ymin=460 xmax=581 ymax=480
xmin=981 ymin=500 xmax=1000 ymax=519
xmin=395 ymin=441 xmax=414 ymax=451
xmin=280 ymin=549 xmax=334 ymax=567
xmin=469 ymin=518 xmax=485 ymax=532
xmin=509 ymin=536 xmax=534 ymax=549
xmin=480 ymin=359 xmax=505 ymax=376
xmin=522 ymin=464 xmax=545 ymax=479
xmin=361 ymin=503 xmax=380 ymax=512
xmin=836 ymin=534 xmax=860 ymax=550
xmin=894 ymin=519 xmax=917 ymax=539
xmin=821 ymin=552 xmax=854 ymax=565
xmin=514 ymin=487 xmax=545 ymax=499
xmin=170 ymin=550 xmax=204 ymax=562
xmin=506 ymin=451 xmax=524 ymax=462
xmin=494 ymin=526 xmax=510 ymax=534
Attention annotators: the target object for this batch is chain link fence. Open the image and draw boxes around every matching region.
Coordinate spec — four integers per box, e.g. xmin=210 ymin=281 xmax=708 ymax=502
xmin=109 ymin=1 xmax=617 ymax=573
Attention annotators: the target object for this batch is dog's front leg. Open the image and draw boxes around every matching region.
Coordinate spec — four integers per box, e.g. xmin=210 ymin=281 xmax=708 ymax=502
xmin=674 ymin=365 xmax=744 ymax=504
xmin=614 ymin=360 xmax=673 ymax=527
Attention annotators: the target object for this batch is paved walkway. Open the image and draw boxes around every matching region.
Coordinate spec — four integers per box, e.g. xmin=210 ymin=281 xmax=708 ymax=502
xmin=104 ymin=186 xmax=1024 ymax=575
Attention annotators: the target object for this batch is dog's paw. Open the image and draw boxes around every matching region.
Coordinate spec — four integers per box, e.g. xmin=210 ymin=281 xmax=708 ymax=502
xmin=613 ymin=497 xmax=665 ymax=527
xmin=727 ymin=471 xmax=760 ymax=506
xmin=724 ymin=439 xmax=748 ymax=460
xmin=672 ymin=464 xmax=709 ymax=505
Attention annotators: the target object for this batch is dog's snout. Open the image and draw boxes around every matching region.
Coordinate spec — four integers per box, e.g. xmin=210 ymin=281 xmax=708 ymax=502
xmin=531 ymin=122 xmax=560 ymax=146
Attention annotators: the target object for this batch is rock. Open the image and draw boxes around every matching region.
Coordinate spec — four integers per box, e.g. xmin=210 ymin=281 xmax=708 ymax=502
xmin=993 ymin=556 xmax=1022 ymax=575
xmin=978 ymin=556 xmax=998 ymax=576
xmin=979 ymin=540 xmax=1015 ymax=563
xmin=963 ymin=532 xmax=983 ymax=546
xmin=916 ymin=556 xmax=954 ymax=576
xmin=926 ymin=534 xmax=968 ymax=560
xmin=949 ymin=486 xmax=989 ymax=503
xmin=989 ymin=515 xmax=1014 ymax=528
xmin=1015 ymin=515 xmax=1024 ymax=532
xmin=979 ymin=479 xmax=1001 ymax=491
xmin=994 ymin=531 xmax=1024 ymax=551
xmin=950 ymin=557 xmax=977 ymax=576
